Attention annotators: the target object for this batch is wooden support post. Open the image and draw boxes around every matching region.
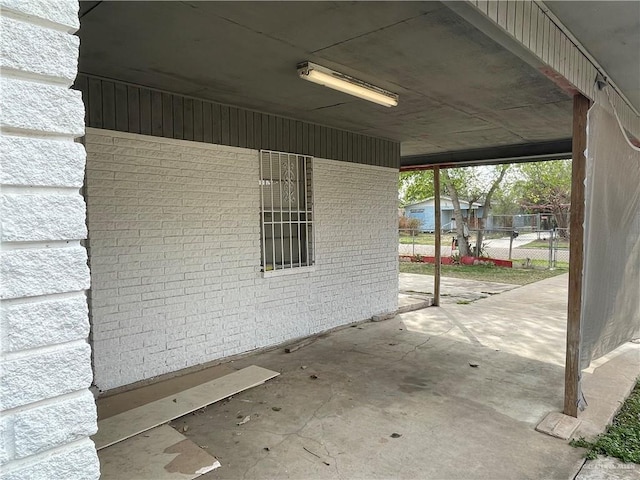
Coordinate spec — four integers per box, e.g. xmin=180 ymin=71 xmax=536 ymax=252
xmin=433 ymin=167 xmax=442 ymax=307
xmin=564 ymin=94 xmax=589 ymax=418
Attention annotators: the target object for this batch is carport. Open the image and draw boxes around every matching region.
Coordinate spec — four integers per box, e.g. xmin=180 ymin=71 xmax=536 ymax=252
xmin=75 ymin=0 xmax=638 ymax=416
xmin=1 ymin=1 xmax=638 ymax=478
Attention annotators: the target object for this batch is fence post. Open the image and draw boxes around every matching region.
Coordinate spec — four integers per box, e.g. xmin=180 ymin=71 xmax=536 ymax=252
xmin=548 ymin=230 xmax=553 ymax=269
xmin=508 ymin=233 xmax=514 ymax=260
xmin=412 ymin=229 xmax=415 ymax=257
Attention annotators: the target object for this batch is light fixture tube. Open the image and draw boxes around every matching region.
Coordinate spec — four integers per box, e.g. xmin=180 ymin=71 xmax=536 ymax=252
xmin=298 ymin=62 xmax=398 ymax=108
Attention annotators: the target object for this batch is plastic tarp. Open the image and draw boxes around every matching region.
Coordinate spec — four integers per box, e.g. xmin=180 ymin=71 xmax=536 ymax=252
xmin=580 ymin=98 xmax=640 ymax=370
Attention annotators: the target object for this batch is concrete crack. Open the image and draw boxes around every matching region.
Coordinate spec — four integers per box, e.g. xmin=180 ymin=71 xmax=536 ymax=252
xmin=394 ymin=337 xmax=432 ymax=363
xmin=311 ymin=13 xmax=426 ymax=54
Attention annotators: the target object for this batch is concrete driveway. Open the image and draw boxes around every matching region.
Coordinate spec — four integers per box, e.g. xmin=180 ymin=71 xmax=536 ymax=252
xmin=152 ymin=273 xmax=637 ymax=480
xmin=399 ymin=272 xmax=517 ymax=304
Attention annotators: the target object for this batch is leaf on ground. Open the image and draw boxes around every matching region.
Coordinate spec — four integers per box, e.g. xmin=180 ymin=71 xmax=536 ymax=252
xmin=237 ymin=415 xmax=251 ymax=426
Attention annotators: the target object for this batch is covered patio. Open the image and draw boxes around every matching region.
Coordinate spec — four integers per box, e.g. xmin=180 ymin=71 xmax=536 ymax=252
xmin=74 ymin=0 xmax=639 ymax=418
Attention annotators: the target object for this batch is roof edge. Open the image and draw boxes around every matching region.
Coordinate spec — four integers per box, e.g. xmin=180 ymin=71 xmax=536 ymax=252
xmin=401 ymin=139 xmax=572 ymax=170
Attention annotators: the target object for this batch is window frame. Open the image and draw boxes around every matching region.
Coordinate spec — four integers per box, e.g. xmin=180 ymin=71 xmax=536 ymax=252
xmin=259 ymin=150 xmax=315 ymax=276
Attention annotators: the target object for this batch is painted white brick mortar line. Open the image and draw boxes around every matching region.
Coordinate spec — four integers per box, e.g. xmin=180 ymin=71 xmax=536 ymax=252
xmin=85 ymin=129 xmax=398 ymax=391
xmin=0 ymin=1 xmax=100 ymax=478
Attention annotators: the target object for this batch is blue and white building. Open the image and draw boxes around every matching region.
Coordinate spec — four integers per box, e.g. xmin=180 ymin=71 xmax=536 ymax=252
xmin=404 ymin=196 xmax=483 ymax=232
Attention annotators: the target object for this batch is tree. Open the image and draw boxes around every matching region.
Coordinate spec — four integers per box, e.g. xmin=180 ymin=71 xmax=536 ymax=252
xmin=442 ymin=165 xmax=510 ymax=256
xmin=400 ymin=165 xmax=512 ymax=257
xmin=513 ymin=160 xmax=572 ymax=230
xmin=491 ymin=184 xmax=521 ymax=216
xmin=398 ymin=170 xmax=434 ymax=205
xmin=442 ymin=169 xmax=472 ymax=256
xmin=473 ymin=164 xmax=509 ymax=256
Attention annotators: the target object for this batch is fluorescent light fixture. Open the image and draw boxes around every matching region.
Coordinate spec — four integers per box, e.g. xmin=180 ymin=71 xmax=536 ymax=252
xmin=297 ymin=62 xmax=398 ymax=108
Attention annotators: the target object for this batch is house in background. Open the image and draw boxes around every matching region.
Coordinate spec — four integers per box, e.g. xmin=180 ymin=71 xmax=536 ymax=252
xmin=404 ymin=196 xmax=482 ymax=232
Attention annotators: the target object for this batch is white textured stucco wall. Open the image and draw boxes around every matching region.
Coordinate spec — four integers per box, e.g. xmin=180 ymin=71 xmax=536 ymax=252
xmin=0 ymin=1 xmax=100 ymax=478
xmin=85 ymin=129 xmax=398 ymax=391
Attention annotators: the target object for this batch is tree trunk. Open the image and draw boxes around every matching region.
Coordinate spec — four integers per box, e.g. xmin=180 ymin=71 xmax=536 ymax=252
xmin=442 ymin=170 xmax=470 ymax=256
xmin=475 ymin=165 xmax=509 ymax=256
xmin=554 ymin=206 xmax=570 ymax=234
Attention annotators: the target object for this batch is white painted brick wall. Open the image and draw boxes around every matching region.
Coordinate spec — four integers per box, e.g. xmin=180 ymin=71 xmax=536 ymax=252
xmin=0 ymin=136 xmax=86 ymax=187
xmin=1 ymin=441 xmax=99 ymax=480
xmin=1 ymin=247 xmax=90 ymax=299
xmin=1 ymin=194 xmax=88 ymax=242
xmin=0 ymin=15 xmax=80 ymax=83
xmin=85 ymin=129 xmax=398 ymax=390
xmin=13 ymin=390 xmax=96 ymax=458
xmin=3 ymin=295 xmax=90 ymax=352
xmin=0 ymin=1 xmax=99 ymax=478
xmin=0 ymin=343 xmax=94 ymax=410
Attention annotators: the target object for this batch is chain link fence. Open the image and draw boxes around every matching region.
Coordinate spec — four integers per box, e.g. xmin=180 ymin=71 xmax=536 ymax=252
xmin=485 ymin=213 xmax=541 ymax=231
xmin=399 ymin=226 xmax=569 ymax=268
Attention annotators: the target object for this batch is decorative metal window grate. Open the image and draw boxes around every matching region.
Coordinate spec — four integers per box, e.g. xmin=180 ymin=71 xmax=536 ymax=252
xmin=259 ymin=150 xmax=314 ymax=272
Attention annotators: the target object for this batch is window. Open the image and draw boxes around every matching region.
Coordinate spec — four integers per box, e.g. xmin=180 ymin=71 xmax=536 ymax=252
xmin=410 ymin=208 xmax=425 ymax=213
xmin=259 ymin=150 xmax=314 ymax=272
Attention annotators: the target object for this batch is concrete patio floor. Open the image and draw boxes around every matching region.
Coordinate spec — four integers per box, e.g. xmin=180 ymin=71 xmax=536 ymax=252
xmin=156 ymin=273 xmax=640 ymax=480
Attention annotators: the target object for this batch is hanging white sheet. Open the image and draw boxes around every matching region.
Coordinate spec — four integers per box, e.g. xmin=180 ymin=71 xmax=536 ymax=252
xmin=580 ymin=99 xmax=640 ymax=370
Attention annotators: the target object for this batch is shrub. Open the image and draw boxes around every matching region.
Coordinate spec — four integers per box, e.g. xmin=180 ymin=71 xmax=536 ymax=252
xmin=399 ymin=215 xmax=421 ymax=235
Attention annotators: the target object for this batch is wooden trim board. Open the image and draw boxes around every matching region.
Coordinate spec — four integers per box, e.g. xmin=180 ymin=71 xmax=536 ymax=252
xmin=93 ymin=365 xmax=279 ymax=450
xmin=98 ymin=425 xmax=220 ymax=480
xmin=76 ymin=75 xmax=401 ymax=169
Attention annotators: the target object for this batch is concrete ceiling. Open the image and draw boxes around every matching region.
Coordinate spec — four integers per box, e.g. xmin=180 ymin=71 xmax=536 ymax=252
xmin=545 ymin=1 xmax=640 ymax=113
xmin=78 ymin=1 xmax=574 ymax=160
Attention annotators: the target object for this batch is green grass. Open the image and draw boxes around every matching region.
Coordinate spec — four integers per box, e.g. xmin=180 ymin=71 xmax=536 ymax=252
xmin=399 ymin=262 xmax=568 ymax=285
xmin=570 ymin=380 xmax=640 ymax=463
xmin=524 ymin=259 xmax=570 ymax=269
xmin=399 ymin=233 xmax=437 ymax=245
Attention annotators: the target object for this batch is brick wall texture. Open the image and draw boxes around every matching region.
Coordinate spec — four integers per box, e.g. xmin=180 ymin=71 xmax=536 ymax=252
xmin=85 ymin=129 xmax=399 ymax=391
xmin=0 ymin=1 xmax=100 ymax=478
